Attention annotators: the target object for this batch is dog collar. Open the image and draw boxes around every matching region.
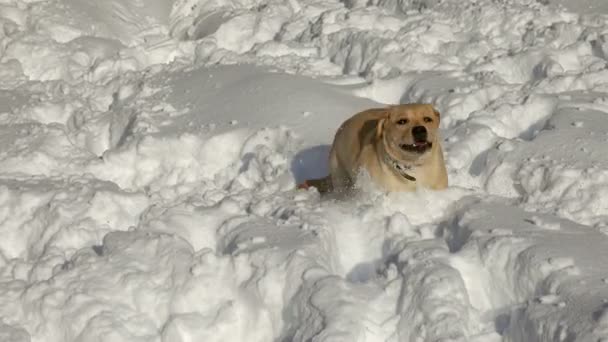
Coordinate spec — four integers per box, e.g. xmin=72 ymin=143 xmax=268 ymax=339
xmin=383 ymin=152 xmax=416 ymax=182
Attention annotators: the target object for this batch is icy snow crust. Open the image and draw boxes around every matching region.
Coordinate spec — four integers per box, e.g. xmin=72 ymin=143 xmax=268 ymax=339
xmin=2 ymin=0 xmax=608 ymax=341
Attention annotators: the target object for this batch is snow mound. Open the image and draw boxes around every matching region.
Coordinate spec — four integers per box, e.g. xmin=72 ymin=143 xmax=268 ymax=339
xmin=84 ymin=65 xmax=379 ymax=196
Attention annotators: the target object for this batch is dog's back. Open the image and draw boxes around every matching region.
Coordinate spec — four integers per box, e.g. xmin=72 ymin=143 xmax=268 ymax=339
xmin=329 ymin=108 xmax=386 ymax=190
xmin=298 ymin=108 xmax=385 ymax=193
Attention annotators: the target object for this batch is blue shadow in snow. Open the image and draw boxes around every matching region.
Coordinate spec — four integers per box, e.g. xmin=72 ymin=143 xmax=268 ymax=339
xmin=291 ymin=145 xmax=331 ymax=184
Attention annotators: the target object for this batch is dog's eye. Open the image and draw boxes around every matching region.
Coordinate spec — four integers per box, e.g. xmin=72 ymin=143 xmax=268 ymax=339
xmin=397 ymin=119 xmax=408 ymax=125
xmin=423 ymin=117 xmax=433 ymax=123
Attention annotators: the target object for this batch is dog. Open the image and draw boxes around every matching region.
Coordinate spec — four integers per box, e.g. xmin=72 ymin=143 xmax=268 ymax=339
xmin=299 ymin=104 xmax=448 ymax=193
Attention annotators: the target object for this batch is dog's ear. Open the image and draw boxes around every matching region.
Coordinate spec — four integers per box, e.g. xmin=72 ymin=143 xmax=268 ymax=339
xmin=376 ymin=117 xmax=386 ymax=139
xmin=375 ymin=109 xmax=391 ymax=138
xmin=433 ymin=108 xmax=441 ymax=123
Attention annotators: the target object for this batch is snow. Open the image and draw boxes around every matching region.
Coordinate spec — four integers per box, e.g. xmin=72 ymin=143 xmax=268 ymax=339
xmin=2 ymin=0 xmax=608 ymax=341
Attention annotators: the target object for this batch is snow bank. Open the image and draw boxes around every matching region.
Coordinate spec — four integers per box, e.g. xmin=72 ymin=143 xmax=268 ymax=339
xmin=448 ymin=200 xmax=608 ymax=341
xmin=484 ymin=103 xmax=608 ymax=228
xmin=83 ymin=65 xmax=379 ymax=195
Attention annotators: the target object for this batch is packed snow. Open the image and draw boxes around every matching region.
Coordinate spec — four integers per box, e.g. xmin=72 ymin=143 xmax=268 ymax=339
xmin=1 ymin=0 xmax=608 ymax=341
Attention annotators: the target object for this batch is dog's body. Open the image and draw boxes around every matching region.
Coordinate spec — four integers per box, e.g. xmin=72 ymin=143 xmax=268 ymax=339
xmin=301 ymin=104 xmax=448 ymax=193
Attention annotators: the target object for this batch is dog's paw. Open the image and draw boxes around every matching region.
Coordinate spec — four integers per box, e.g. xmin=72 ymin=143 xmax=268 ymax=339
xmin=297 ymin=181 xmax=311 ymax=190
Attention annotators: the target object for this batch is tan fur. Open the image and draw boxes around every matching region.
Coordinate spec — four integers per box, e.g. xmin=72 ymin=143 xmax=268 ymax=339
xmin=301 ymin=104 xmax=448 ymax=193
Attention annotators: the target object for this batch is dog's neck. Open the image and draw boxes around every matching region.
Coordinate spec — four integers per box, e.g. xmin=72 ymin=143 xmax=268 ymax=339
xmin=383 ymin=151 xmax=416 ymax=182
xmin=379 ymin=135 xmax=417 ymax=182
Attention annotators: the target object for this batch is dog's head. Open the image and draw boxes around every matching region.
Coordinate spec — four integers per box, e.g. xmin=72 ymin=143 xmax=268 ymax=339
xmin=376 ymin=104 xmax=441 ymax=160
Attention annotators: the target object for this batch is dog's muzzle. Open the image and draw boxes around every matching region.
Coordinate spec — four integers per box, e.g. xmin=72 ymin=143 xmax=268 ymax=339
xmin=400 ymin=141 xmax=432 ymax=154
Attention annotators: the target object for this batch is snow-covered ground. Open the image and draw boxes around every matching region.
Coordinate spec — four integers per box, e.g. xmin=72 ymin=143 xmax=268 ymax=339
xmin=2 ymin=0 xmax=608 ymax=341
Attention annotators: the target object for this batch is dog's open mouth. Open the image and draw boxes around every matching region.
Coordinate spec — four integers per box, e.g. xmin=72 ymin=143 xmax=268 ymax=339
xmin=400 ymin=141 xmax=432 ymax=153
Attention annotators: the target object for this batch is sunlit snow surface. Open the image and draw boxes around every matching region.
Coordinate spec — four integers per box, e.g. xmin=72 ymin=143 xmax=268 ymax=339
xmin=1 ymin=0 xmax=608 ymax=341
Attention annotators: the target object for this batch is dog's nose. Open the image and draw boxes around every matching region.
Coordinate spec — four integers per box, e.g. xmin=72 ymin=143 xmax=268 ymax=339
xmin=412 ymin=126 xmax=427 ymax=141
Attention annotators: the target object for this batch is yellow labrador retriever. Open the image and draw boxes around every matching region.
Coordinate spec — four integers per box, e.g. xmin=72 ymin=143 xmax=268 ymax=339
xmin=299 ymin=104 xmax=448 ymax=193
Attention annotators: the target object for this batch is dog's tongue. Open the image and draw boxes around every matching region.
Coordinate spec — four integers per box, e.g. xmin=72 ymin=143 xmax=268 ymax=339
xmin=414 ymin=141 xmax=427 ymax=147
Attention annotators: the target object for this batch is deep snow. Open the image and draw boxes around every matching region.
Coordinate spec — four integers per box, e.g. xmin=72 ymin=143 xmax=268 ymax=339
xmin=1 ymin=0 xmax=608 ymax=341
